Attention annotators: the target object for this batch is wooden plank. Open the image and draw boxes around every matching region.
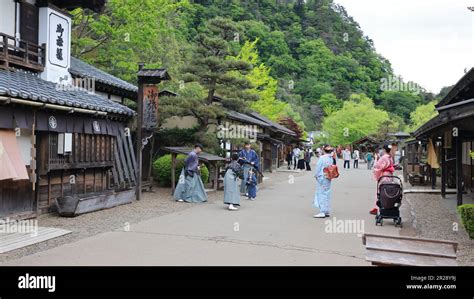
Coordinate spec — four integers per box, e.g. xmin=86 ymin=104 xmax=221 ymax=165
xmin=115 ymin=134 xmax=130 ymax=184
xmin=366 ymin=249 xmax=458 ymax=266
xmin=365 ymin=236 xmax=457 ymax=258
xmin=363 ymin=234 xmax=458 ymax=251
xmin=171 ymin=153 xmax=176 ymax=195
xmin=126 ymin=132 xmax=138 ymax=176
xmin=113 ymin=141 xmax=125 ymax=186
xmin=118 ymin=132 xmax=136 ymax=185
xmin=0 ymin=227 xmax=71 ymax=254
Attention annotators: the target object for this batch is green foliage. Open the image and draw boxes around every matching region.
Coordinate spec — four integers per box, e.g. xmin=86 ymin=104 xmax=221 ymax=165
xmin=234 ymin=39 xmax=305 ymax=132
xmin=457 ymin=204 xmax=474 ymax=239
xmin=322 ymin=94 xmax=389 ymax=145
xmin=71 ymin=0 xmax=429 ymax=133
xmin=162 ymin=17 xmax=257 ymax=131
xmin=408 ymin=101 xmax=438 ymax=132
xmin=152 ymin=154 xmax=208 ymax=187
xmin=379 ymin=91 xmax=423 ymax=123
xmin=318 ymin=93 xmax=343 ymax=116
xmin=155 ymin=127 xmax=199 ymax=148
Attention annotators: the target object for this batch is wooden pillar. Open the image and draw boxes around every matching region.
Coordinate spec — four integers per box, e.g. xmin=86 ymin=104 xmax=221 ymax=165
xmin=441 ymin=142 xmax=446 ymax=198
xmin=455 ymin=136 xmax=463 ymax=206
xmin=171 ymin=153 xmax=176 ymax=195
xmin=213 ymin=162 xmax=218 ymax=192
xmin=136 ymin=63 xmax=144 ymax=201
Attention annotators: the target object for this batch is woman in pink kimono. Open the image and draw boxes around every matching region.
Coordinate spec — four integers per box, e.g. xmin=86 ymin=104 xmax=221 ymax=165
xmin=369 ymin=144 xmax=395 ymax=215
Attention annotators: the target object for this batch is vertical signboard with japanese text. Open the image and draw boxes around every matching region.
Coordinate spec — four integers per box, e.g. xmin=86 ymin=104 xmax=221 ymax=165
xmin=48 ymin=13 xmax=69 ymax=68
xmin=142 ymin=85 xmax=159 ymax=130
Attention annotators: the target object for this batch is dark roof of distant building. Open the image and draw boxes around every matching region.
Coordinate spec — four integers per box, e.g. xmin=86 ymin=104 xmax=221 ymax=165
xmin=70 ymin=57 xmax=138 ymax=96
xmin=137 ymin=68 xmax=171 ymax=82
xmin=247 ymin=111 xmax=296 ymax=136
xmin=0 ymin=69 xmax=135 ymax=117
xmin=226 ymin=110 xmax=270 ymax=128
xmin=436 ymin=67 xmax=474 ymax=107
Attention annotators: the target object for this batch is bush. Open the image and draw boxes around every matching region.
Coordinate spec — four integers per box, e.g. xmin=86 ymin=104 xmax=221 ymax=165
xmin=457 ymin=204 xmax=474 ymax=239
xmin=152 ymin=154 xmax=209 ymax=186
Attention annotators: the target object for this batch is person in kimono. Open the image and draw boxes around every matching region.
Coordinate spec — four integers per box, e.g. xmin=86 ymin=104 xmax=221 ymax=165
xmin=313 ymin=145 xmax=336 ymax=218
xmin=246 ymin=167 xmax=258 ymax=200
xmin=223 ymin=154 xmax=242 ymax=210
xmin=238 ymin=142 xmax=260 ymax=197
xmin=369 ymin=144 xmax=395 ymax=215
xmin=173 ymin=144 xmax=208 ymax=203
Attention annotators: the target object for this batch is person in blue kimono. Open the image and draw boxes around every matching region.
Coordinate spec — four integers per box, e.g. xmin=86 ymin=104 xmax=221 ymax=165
xmin=173 ymin=144 xmax=208 ymax=203
xmin=223 ymin=154 xmax=242 ymax=210
xmin=238 ymin=141 xmax=260 ymax=198
xmin=246 ymin=167 xmax=257 ymax=200
xmin=313 ymin=144 xmax=336 ymax=218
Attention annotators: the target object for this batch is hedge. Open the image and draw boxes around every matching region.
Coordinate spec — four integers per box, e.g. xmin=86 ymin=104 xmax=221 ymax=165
xmin=457 ymin=204 xmax=474 ymax=239
xmin=152 ymin=154 xmax=209 ymax=187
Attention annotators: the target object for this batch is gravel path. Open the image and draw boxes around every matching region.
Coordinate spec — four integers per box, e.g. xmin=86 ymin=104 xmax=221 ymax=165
xmin=0 ymin=169 xmax=291 ymax=264
xmin=405 ymin=193 xmax=473 ymax=266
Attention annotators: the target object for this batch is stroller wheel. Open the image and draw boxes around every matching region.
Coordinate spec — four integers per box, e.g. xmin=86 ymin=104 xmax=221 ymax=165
xmin=375 ymin=216 xmax=383 ymax=226
xmin=395 ymin=217 xmax=402 ymax=227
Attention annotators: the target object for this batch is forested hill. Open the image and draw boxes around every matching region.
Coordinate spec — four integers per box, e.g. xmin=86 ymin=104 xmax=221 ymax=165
xmin=72 ymin=0 xmax=439 ymax=143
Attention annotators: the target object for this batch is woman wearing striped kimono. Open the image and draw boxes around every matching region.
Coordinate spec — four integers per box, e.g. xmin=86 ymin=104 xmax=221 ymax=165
xmin=224 ymin=154 xmax=242 ymax=210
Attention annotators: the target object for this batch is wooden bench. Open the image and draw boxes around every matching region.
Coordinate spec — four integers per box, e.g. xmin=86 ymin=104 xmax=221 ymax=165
xmin=362 ymin=233 xmax=458 ymax=266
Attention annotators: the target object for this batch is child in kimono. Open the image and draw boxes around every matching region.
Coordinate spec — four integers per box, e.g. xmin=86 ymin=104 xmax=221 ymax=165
xmin=246 ymin=167 xmax=257 ymax=200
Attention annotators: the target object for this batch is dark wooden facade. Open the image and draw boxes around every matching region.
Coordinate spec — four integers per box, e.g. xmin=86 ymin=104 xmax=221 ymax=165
xmin=413 ymin=68 xmax=474 ymax=205
xmin=0 ymin=108 xmax=135 ymax=220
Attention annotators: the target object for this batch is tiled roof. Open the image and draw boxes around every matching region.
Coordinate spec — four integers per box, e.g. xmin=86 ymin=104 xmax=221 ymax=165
xmin=0 ymin=69 xmax=135 ymax=117
xmin=137 ymin=68 xmax=170 ymax=79
xmin=226 ymin=110 xmax=271 ymax=128
xmin=70 ymin=57 xmax=138 ymax=93
xmin=247 ymin=112 xmax=296 ymax=136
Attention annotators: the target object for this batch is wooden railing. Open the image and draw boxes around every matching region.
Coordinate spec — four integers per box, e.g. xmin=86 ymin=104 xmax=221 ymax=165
xmin=0 ymin=32 xmax=46 ymax=72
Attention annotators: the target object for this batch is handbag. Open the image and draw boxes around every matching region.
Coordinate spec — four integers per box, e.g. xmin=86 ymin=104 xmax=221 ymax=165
xmin=324 ymin=165 xmax=340 ymax=179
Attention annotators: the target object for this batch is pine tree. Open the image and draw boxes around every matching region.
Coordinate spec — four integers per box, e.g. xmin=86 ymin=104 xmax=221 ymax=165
xmin=171 ymin=17 xmax=257 ymax=130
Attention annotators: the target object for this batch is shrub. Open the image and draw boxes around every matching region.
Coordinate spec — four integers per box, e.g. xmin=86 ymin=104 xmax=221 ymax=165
xmin=152 ymin=154 xmax=209 ymax=186
xmin=457 ymin=204 xmax=474 ymax=239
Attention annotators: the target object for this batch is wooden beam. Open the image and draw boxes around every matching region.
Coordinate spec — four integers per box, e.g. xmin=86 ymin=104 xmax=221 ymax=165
xmin=136 ymin=64 xmax=144 ymax=201
xmin=213 ymin=162 xmax=218 ymax=192
xmin=455 ymin=136 xmax=463 ymax=205
xmin=441 ymin=143 xmax=446 ymax=198
xmin=171 ymin=153 xmax=176 ymax=195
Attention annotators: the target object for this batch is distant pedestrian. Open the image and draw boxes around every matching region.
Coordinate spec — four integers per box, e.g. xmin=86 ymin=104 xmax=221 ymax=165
xmin=343 ymin=147 xmax=351 ymax=169
xmin=366 ymin=150 xmax=374 ymax=170
xmin=286 ymin=150 xmax=292 ymax=170
xmin=304 ymin=149 xmax=312 ymax=171
xmin=293 ymin=146 xmax=300 ymax=170
xmin=297 ymin=146 xmax=306 ymax=170
xmin=353 ymin=148 xmax=360 ymax=168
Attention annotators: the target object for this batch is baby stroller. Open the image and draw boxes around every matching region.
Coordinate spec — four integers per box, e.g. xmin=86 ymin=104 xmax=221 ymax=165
xmin=375 ymin=175 xmax=403 ymax=227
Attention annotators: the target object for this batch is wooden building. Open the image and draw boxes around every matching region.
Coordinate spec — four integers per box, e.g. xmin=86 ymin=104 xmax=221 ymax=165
xmin=247 ymin=112 xmax=298 ymax=171
xmin=413 ymin=68 xmax=474 ymax=205
xmin=0 ymin=0 xmax=137 ymax=220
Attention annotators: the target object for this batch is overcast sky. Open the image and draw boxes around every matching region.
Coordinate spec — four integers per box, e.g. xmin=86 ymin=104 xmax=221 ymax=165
xmin=334 ymin=0 xmax=474 ymax=94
